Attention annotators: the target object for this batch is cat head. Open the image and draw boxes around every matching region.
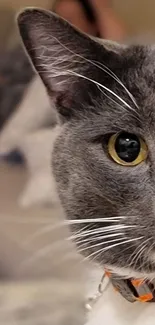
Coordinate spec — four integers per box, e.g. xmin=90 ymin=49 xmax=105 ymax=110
xmin=18 ymin=8 xmax=155 ymax=278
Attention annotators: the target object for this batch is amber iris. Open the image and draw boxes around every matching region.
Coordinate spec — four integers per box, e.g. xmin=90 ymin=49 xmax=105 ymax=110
xmin=108 ymin=132 xmax=148 ymax=166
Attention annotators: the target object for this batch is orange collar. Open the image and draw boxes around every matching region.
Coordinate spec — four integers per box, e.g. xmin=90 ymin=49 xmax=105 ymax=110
xmin=105 ymin=270 xmax=155 ymax=303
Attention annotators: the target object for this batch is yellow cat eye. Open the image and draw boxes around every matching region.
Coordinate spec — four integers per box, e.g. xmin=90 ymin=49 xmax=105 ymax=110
xmin=108 ymin=132 xmax=148 ymax=166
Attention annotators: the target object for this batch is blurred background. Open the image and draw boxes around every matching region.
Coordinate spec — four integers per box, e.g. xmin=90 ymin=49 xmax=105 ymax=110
xmin=1 ymin=0 xmax=155 ymax=49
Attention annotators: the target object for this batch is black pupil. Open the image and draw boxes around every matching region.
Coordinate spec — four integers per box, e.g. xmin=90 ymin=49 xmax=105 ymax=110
xmin=115 ymin=132 xmax=140 ymax=163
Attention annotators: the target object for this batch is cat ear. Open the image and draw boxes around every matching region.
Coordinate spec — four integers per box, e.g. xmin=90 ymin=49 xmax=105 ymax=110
xmin=17 ymin=8 xmax=118 ymax=120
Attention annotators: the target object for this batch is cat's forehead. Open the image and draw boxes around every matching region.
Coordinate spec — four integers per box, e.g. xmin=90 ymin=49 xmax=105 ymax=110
xmin=93 ymin=44 xmax=155 ymax=95
xmin=120 ymin=45 xmax=155 ymax=80
xmin=82 ymin=44 xmax=155 ymax=136
xmin=108 ymin=45 xmax=155 ymax=108
xmin=112 ymin=45 xmax=153 ymax=75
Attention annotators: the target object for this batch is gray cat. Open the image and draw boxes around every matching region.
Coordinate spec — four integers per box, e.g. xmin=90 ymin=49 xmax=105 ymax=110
xmin=17 ymin=8 xmax=155 ymax=325
xmin=18 ymin=7 xmax=155 ymax=277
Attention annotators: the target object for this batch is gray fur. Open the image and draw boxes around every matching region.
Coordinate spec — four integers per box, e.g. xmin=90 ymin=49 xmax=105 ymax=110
xmin=18 ymin=8 xmax=155 ymax=276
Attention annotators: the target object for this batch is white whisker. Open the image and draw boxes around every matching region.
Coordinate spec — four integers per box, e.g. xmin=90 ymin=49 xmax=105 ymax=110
xmin=92 ymin=59 xmax=138 ymax=109
xmin=97 ymin=85 xmax=141 ymax=124
xmin=19 ymin=235 xmax=129 ymax=271
xmin=69 ymin=225 xmax=136 ymax=241
xmin=67 ymin=217 xmax=125 ymax=224
xmin=97 ymin=85 xmax=126 ymax=112
xmin=65 ymin=70 xmax=133 ymax=110
xmin=72 ymin=224 xmax=90 ymax=236
xmin=23 ymin=217 xmax=125 ymax=245
xmin=128 ymin=238 xmax=150 ymax=267
xmin=0 ymin=216 xmax=122 ymax=225
xmin=75 ymin=232 xmax=124 ymax=245
xmin=78 ymin=237 xmax=126 ymax=252
xmin=19 ymin=229 xmax=130 ymax=270
xmin=45 ymin=65 xmax=135 ymax=112
xmin=85 ymin=237 xmax=143 ymax=261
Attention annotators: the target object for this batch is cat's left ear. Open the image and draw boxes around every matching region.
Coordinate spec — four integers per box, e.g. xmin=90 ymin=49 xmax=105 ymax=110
xmin=17 ymin=8 xmax=118 ymax=120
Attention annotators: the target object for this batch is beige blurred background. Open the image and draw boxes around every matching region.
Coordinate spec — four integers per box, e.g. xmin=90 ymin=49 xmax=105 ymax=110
xmin=1 ymin=0 xmax=155 ymax=48
xmin=1 ymin=0 xmax=155 ymax=47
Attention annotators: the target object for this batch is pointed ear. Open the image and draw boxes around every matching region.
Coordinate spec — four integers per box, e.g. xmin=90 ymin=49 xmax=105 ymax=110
xmin=17 ymin=8 xmax=118 ymax=120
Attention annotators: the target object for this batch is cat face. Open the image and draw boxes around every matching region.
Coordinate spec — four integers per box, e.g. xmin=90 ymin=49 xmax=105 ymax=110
xmin=18 ymin=8 xmax=155 ymax=278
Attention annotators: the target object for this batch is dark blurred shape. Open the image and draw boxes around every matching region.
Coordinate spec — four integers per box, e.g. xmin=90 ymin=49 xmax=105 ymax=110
xmin=0 ymin=149 xmax=25 ymax=164
xmin=78 ymin=0 xmax=96 ymax=22
xmin=0 ymin=45 xmax=34 ymax=130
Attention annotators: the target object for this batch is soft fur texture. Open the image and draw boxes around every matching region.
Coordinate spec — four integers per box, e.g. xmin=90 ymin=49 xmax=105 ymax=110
xmin=16 ymin=7 xmax=155 ymax=325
